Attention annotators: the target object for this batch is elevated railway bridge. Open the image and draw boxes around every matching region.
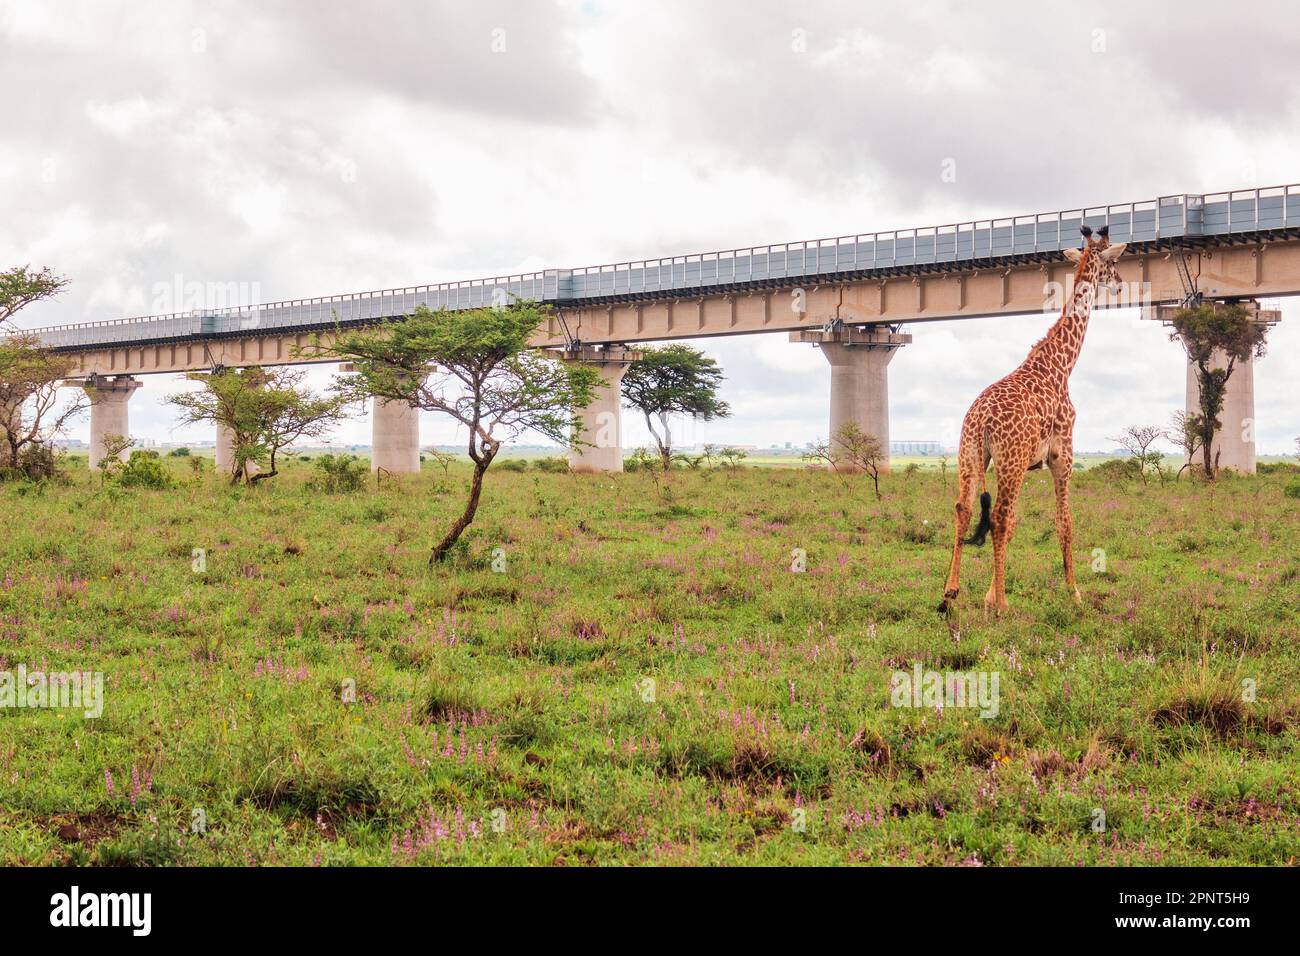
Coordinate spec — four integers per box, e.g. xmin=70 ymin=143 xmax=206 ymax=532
xmin=19 ymin=183 xmax=1296 ymax=472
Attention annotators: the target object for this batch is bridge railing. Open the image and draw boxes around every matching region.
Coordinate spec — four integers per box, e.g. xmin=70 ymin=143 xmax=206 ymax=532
xmin=16 ymin=183 xmax=1300 ymax=349
xmin=562 ymin=184 xmax=1300 ymax=298
xmin=562 ymin=196 xmax=1187 ymax=298
xmin=21 ymin=271 xmax=562 ymax=349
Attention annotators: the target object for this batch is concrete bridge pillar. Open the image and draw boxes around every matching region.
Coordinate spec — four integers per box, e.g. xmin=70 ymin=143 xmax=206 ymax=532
xmin=371 ymin=398 xmax=421 ymax=473
xmin=215 ymin=423 xmax=239 ymax=475
xmin=562 ymin=345 xmax=641 ymax=473
xmin=1145 ymin=300 xmax=1280 ymax=475
xmin=213 ymin=370 xmax=265 ymax=478
xmin=1185 ymin=349 xmax=1257 ymax=474
xmin=792 ymin=326 xmax=912 ymax=472
xmin=82 ymin=375 xmax=142 ymax=470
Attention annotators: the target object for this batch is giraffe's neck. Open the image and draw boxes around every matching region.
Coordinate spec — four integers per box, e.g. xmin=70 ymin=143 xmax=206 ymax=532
xmin=1028 ymin=265 xmax=1097 ymax=379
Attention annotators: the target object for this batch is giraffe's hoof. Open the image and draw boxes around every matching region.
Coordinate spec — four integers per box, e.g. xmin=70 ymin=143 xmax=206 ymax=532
xmin=937 ymin=589 xmax=959 ymax=614
xmin=983 ymin=595 xmax=1009 ymax=615
xmin=1071 ymin=588 xmax=1082 ymax=607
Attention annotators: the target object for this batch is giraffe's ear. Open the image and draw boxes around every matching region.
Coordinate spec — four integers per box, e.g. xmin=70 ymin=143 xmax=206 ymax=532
xmin=1099 ymin=242 xmax=1127 ymax=261
xmin=1063 ymin=248 xmax=1083 ymax=263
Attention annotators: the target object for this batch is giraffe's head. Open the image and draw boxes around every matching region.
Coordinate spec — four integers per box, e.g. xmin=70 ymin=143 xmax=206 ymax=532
xmin=1063 ymin=225 xmax=1127 ymax=292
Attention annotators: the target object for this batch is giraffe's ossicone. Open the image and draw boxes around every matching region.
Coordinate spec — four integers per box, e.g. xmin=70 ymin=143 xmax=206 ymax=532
xmin=939 ymin=225 xmax=1127 ymax=615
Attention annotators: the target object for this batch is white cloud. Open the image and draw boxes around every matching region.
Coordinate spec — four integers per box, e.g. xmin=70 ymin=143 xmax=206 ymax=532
xmin=2 ymin=0 xmax=1298 ymax=454
xmin=84 ymin=97 xmax=173 ymax=138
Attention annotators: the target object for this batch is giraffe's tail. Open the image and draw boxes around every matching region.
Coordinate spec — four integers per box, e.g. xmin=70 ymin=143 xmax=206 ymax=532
xmin=964 ymin=492 xmax=992 ymax=546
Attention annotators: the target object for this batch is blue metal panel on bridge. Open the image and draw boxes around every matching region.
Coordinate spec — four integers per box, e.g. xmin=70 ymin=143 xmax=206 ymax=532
xmin=22 ymin=184 xmax=1299 ymax=351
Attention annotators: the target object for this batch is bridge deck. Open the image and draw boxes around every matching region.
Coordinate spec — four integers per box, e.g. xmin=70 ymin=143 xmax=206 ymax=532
xmin=23 ymin=184 xmax=1300 ymax=351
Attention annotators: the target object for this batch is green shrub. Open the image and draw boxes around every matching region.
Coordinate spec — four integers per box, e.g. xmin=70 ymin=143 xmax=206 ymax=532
xmin=1083 ymin=457 xmax=1140 ymax=483
xmin=117 ymin=450 xmax=175 ymax=489
xmin=899 ymin=516 xmax=936 ymax=544
xmin=533 ymin=456 xmax=569 ymax=473
xmin=717 ymin=447 xmax=748 ymax=469
xmin=168 ymin=447 xmax=191 ymax=457
xmin=624 ymin=448 xmax=658 ymax=473
xmin=1284 ymin=478 xmax=1300 ymax=499
xmin=498 ymin=459 xmax=529 ymax=473
xmin=0 ymin=443 xmax=60 ymax=482
xmin=311 ymin=453 xmax=368 ymax=493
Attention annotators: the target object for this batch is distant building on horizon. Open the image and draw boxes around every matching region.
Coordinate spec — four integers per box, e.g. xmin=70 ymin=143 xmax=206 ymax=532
xmin=891 ymin=440 xmax=942 ymax=455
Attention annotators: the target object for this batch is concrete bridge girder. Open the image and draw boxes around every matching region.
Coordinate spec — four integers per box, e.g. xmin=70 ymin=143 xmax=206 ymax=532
xmin=52 ymin=244 xmax=1300 ymax=378
xmin=541 ymin=242 xmax=1298 ymax=348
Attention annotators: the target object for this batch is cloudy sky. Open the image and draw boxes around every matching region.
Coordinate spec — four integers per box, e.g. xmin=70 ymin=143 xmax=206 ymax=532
xmin=3 ymin=0 xmax=1298 ymax=454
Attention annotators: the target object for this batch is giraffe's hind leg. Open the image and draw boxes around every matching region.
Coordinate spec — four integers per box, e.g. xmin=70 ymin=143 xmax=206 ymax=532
xmin=984 ymin=453 xmax=1029 ymax=615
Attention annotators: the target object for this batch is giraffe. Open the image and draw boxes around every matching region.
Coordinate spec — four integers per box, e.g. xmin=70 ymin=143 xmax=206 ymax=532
xmin=938 ymin=225 xmax=1126 ymax=614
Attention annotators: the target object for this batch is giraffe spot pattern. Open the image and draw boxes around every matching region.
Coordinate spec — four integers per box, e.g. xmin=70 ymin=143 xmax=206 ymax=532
xmin=940 ymin=234 xmax=1124 ymax=612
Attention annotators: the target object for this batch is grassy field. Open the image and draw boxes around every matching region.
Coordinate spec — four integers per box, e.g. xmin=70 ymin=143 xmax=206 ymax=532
xmin=1 ymin=456 xmax=1297 ymax=866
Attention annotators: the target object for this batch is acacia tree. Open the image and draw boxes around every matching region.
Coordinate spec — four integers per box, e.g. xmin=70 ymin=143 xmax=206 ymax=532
xmin=0 ymin=334 xmax=87 ymax=478
xmin=0 ymin=267 xmax=81 ymax=479
xmin=1108 ymin=424 xmax=1167 ymax=486
xmin=1 ymin=265 xmax=67 ymax=329
xmin=1167 ymin=410 xmax=1203 ymax=480
xmin=1169 ymin=303 xmax=1268 ymax=478
xmin=166 ymin=367 xmax=350 ymax=485
xmin=803 ymin=421 xmax=886 ymax=499
xmin=320 ymin=302 xmax=602 ymax=565
xmin=621 ymin=344 xmax=729 ymax=470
